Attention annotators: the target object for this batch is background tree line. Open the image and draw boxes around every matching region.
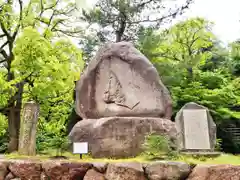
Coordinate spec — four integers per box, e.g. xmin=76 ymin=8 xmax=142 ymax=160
xmin=0 ymin=0 xmax=239 ymax=154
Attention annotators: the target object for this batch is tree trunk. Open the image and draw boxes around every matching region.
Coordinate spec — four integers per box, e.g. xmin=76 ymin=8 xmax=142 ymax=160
xmin=7 ymin=106 xmax=21 ymax=152
xmin=116 ymin=32 xmax=122 ymax=42
xmin=2 ymin=20 xmax=24 ymax=153
xmin=7 ymin=82 xmax=24 ymax=152
xmin=115 ymin=13 xmax=126 ymax=42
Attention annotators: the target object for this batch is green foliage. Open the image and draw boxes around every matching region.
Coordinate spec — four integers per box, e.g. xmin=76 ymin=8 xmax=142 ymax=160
xmin=230 ymin=42 xmax=240 ymax=76
xmin=9 ymin=26 xmax=83 ymax=154
xmin=137 ymin=17 xmax=240 ymax=153
xmin=36 ymin=117 xmax=70 ymax=155
xmin=215 ymin=139 xmax=223 ymax=151
xmin=143 ymin=134 xmax=179 ymax=160
xmin=0 ymin=115 xmax=8 ymax=153
xmin=12 ymin=27 xmax=83 ymax=105
xmin=50 ymin=135 xmax=70 ymax=156
xmin=140 ymin=18 xmax=215 ymax=81
xmin=0 ymin=0 xmax=86 ymax=152
xmin=0 ymin=115 xmax=7 ymax=137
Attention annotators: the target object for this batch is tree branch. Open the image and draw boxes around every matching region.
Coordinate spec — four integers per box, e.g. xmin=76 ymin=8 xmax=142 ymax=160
xmin=0 ymin=22 xmax=10 ymax=38
xmin=50 ymin=19 xmax=65 ymax=32
xmin=0 ymin=40 xmax=9 ymax=50
xmin=35 ymin=0 xmax=60 ymax=27
xmin=42 ymin=9 xmax=57 ymax=37
xmin=25 ymin=0 xmax=33 ymax=17
xmin=40 ymin=0 xmax=60 ymax=15
xmin=0 ymin=39 xmax=9 ymax=62
xmin=12 ymin=0 xmax=23 ymax=40
xmin=151 ymin=51 xmax=182 ymax=61
xmin=52 ymin=28 xmax=83 ymax=37
xmin=0 ymin=49 xmax=8 ymax=59
xmin=136 ymin=0 xmax=155 ymax=9
xmin=0 ymin=34 xmax=6 ymax=38
xmin=54 ymin=6 xmax=76 ymax=17
xmin=131 ymin=0 xmax=193 ymax=25
xmin=40 ymin=0 xmax=44 ymax=16
xmin=0 ymin=58 xmax=7 ymax=63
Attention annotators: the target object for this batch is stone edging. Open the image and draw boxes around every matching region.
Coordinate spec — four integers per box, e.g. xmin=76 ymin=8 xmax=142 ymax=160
xmin=0 ymin=160 xmax=239 ymax=180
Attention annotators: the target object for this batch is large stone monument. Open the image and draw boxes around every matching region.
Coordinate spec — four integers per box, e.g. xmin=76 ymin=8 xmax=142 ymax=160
xmin=69 ymin=42 xmax=177 ymax=158
xmin=175 ymin=102 xmax=217 ymax=152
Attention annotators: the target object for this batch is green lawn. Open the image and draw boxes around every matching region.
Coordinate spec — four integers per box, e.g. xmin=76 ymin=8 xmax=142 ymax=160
xmin=178 ymin=154 xmax=240 ymax=165
xmin=4 ymin=151 xmax=240 ymax=165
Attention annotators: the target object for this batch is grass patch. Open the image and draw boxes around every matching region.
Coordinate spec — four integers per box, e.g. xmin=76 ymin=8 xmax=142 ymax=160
xmin=4 ymin=150 xmax=240 ymax=165
xmin=180 ymin=154 xmax=240 ymax=165
xmin=5 ymin=150 xmax=148 ymax=163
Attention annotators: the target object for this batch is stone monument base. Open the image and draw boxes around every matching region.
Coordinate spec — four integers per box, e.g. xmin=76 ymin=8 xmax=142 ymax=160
xmin=180 ymin=151 xmax=221 ymax=158
xmin=69 ymin=117 xmax=177 ymax=158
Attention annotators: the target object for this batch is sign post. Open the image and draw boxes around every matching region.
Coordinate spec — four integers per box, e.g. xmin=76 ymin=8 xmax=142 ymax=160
xmin=73 ymin=142 xmax=88 ymax=159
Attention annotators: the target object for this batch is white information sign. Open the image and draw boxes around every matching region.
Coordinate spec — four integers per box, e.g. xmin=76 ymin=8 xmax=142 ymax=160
xmin=73 ymin=142 xmax=88 ymax=154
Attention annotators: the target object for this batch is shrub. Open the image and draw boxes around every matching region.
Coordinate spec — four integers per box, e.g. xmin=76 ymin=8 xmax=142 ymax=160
xmin=142 ymin=133 xmax=179 ymax=160
xmin=215 ymin=138 xmax=222 ymax=151
xmin=36 ymin=117 xmax=70 ymax=156
xmin=48 ymin=132 xmax=70 ymax=156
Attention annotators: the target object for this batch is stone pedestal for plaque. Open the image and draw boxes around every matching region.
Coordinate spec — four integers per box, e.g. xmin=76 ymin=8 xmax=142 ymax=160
xmin=175 ymin=102 xmax=220 ymax=157
xmin=18 ymin=101 xmax=39 ymax=156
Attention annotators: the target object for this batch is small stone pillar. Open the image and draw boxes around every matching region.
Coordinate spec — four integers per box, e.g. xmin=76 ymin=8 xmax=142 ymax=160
xmin=18 ymin=101 xmax=39 ymax=155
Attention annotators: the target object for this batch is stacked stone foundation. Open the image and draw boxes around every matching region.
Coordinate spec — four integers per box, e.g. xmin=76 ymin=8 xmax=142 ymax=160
xmin=0 ymin=160 xmax=239 ymax=180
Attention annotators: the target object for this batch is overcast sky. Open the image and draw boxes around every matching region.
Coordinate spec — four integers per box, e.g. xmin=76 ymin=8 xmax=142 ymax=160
xmin=81 ymin=0 xmax=240 ymax=44
xmin=183 ymin=0 xmax=240 ymax=44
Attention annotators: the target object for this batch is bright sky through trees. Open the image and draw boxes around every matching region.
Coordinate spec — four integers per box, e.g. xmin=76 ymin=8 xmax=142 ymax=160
xmin=80 ymin=0 xmax=240 ymax=44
